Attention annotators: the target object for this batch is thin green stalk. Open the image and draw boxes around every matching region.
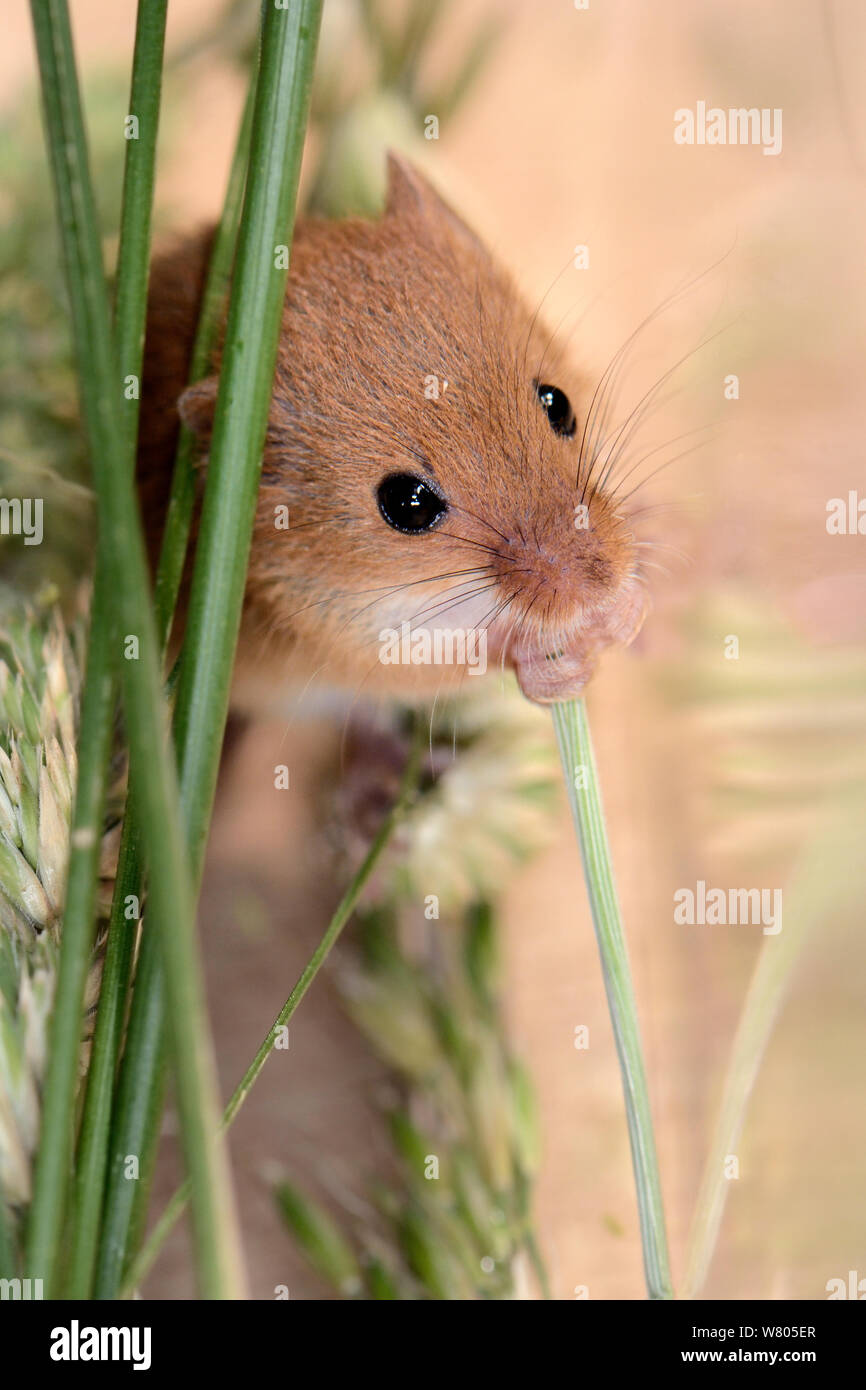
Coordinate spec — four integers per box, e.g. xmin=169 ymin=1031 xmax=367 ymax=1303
xmin=70 ymin=805 xmax=146 ymax=1299
xmin=171 ymin=0 xmax=323 ymax=871
xmin=551 ymin=698 xmax=673 ymax=1300
xmin=91 ymin=44 xmax=256 ymax=1305
xmin=92 ymin=16 xmax=280 ymax=1301
xmin=92 ymin=924 xmax=167 ymax=1298
xmin=681 ymin=798 xmax=859 ymax=1298
xmin=113 ymin=0 xmax=169 ymax=457
xmin=24 ymin=570 xmax=115 ymax=1295
xmin=28 ymin=0 xmax=245 ymax=1299
xmin=65 ymin=0 xmax=168 ymax=1301
xmin=121 ymin=725 xmax=423 ymax=1298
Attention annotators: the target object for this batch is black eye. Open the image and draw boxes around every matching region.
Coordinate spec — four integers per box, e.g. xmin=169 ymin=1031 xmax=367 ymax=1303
xmin=376 ymin=473 xmax=448 ymax=533
xmin=534 ymin=380 xmax=576 ymax=437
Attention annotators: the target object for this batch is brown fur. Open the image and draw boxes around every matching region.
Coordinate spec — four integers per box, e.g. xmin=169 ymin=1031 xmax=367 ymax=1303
xmin=137 ymin=156 xmax=646 ymax=707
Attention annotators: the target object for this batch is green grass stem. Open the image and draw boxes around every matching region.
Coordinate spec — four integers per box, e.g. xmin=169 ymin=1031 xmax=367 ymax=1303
xmin=551 ymin=697 xmax=673 ymax=1300
xmin=170 ymin=0 xmax=323 ymax=869
xmin=64 ymin=0 xmax=169 ymax=1300
xmin=92 ymin=58 xmax=257 ymax=1303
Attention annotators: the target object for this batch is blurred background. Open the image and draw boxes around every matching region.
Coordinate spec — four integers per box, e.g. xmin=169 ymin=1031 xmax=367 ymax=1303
xmin=2 ymin=0 xmax=865 ymax=1299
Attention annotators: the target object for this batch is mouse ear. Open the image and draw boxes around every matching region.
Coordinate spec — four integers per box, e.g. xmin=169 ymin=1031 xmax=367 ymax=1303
xmin=385 ymin=151 xmax=485 ymax=258
xmin=177 ymin=375 xmax=219 ymax=445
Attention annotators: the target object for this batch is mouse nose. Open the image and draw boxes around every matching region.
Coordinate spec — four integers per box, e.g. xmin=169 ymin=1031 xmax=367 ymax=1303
xmin=495 ymin=535 xmax=615 ymax=612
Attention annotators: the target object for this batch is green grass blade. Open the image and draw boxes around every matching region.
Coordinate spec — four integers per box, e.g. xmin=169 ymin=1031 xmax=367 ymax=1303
xmin=69 ymin=803 xmax=147 ymax=1300
xmin=91 ymin=60 xmax=257 ymax=1303
xmin=92 ymin=66 xmax=254 ymax=1305
xmin=113 ymin=0 xmax=169 ymax=455
xmin=171 ymin=0 xmax=323 ymax=870
xmin=92 ymin=928 xmax=167 ymax=1298
xmin=64 ymin=0 xmax=168 ymax=1301
xmin=27 ymin=0 xmax=245 ymax=1299
xmin=551 ymin=698 xmax=673 ymax=1300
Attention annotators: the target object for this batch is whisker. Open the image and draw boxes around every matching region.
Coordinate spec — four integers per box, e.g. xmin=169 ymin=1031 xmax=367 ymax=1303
xmin=636 ymin=558 xmax=673 ymax=578
xmin=279 ymin=566 xmax=490 ymax=625
xmin=602 ymin=423 xmax=713 ymax=499
xmin=614 ymin=438 xmax=713 ymax=507
xmin=586 ymin=317 xmax=732 ymax=505
xmin=444 ymin=500 xmax=511 ymax=546
xmin=431 ymin=528 xmax=508 ymax=560
xmin=593 ymin=380 xmax=690 ymax=492
xmin=406 ymin=581 xmax=501 ymax=627
xmin=576 ymin=244 xmax=737 ymax=500
xmin=627 ymin=498 xmax=696 ymax=523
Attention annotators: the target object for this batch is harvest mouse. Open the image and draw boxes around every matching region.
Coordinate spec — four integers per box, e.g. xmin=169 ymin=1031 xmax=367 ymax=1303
xmin=138 ymin=154 xmax=648 ymax=710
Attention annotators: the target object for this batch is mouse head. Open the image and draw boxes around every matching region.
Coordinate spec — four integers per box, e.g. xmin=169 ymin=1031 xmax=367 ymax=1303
xmin=180 ymin=154 xmax=648 ymax=704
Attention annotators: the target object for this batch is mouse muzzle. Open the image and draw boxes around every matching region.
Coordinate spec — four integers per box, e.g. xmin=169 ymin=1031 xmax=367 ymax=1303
xmin=503 ymin=574 xmax=648 ymax=705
